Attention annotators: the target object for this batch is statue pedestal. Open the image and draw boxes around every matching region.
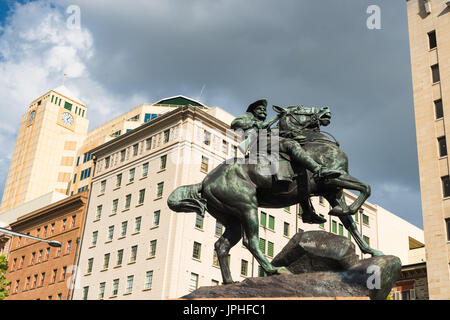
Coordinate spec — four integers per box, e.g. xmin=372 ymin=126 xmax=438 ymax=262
xmin=182 ymin=231 xmax=401 ymax=300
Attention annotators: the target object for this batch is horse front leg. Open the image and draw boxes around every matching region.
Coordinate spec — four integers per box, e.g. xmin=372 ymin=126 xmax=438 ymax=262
xmin=214 ymin=218 xmax=242 ymax=284
xmin=325 ymin=194 xmax=383 ymax=257
xmin=322 ymin=173 xmax=370 ymax=216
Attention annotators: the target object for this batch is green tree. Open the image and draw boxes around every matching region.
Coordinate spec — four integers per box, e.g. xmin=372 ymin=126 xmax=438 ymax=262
xmin=0 ymin=254 xmax=10 ymax=299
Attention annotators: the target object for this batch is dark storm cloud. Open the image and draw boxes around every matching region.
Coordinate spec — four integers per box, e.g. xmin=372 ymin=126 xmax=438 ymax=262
xmin=56 ymin=0 xmax=424 ymax=227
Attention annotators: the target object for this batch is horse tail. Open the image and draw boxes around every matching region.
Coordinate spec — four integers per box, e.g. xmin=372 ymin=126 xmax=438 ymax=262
xmin=167 ymin=182 xmax=207 ymax=216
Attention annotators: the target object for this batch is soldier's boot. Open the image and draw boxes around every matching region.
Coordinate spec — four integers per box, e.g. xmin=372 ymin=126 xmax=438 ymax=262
xmin=290 ymin=146 xmax=343 ymax=182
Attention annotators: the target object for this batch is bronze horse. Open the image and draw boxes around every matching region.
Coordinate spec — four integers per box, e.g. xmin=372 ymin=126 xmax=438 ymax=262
xmin=168 ymin=105 xmax=383 ymax=284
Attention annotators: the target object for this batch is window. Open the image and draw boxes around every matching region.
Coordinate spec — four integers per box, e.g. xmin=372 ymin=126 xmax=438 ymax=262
xmin=91 ymin=231 xmax=98 ymax=246
xmin=116 ymin=174 xmax=122 ymax=188
xmin=105 ymin=156 xmax=110 ymax=169
xmin=62 ymin=219 xmax=67 ymax=231
xmin=73 ymin=173 xmax=77 ymax=184
xmin=120 ymin=149 xmax=126 ymax=162
xmin=121 ymin=221 xmax=128 ymax=237
xmin=25 ymin=276 xmax=30 ymax=290
xmin=435 ymin=99 xmax=444 ymax=119
xmin=267 ymin=241 xmax=274 ymax=257
xmin=133 ymin=144 xmax=139 ymax=156
xmin=111 ymin=199 xmax=118 ymax=215
xmin=116 ymin=249 xmax=124 ymax=266
xmin=126 ymin=275 xmax=134 ymax=294
xmin=51 ymin=223 xmax=55 ymax=235
xmin=107 ymin=226 xmax=114 ymax=241
xmin=40 ymin=273 xmax=45 ymax=287
xmin=51 ymin=270 xmax=57 ymax=283
xmin=38 ymin=250 xmax=43 ymax=263
xmin=142 ymin=162 xmax=149 ymax=177
xmin=438 ymin=136 xmax=448 ymax=157
xmin=195 ymin=213 xmax=204 ymax=229
xmin=82 ymin=287 xmax=89 ymax=300
xmin=241 ymin=260 xmax=248 ymax=276
xmin=144 ymin=271 xmax=153 ymax=290
xmin=204 ymin=131 xmax=211 ymax=146
xmin=153 ymin=210 xmax=161 ymax=227
xmin=446 ymin=219 xmax=450 ymax=241
xmin=259 ymin=238 xmax=266 ymax=254
xmin=66 ymin=240 xmax=72 ymax=254
xmin=112 ymin=279 xmax=119 ymax=296
xmin=363 ymin=235 xmax=370 ymax=246
xmin=129 ymin=168 xmax=135 ymax=183
xmin=103 ymin=253 xmax=110 ymax=270
xmin=428 ymin=30 xmax=437 ymax=49
xmin=87 ymin=258 xmax=93 ymax=273
xmin=193 ymin=242 xmax=202 ymax=260
xmin=338 ymin=224 xmax=344 ymax=236
xmin=160 ymin=155 xmax=167 ymax=170
xmin=14 ymin=280 xmax=19 ymax=294
xmin=125 ymin=194 xmax=132 ymax=209
xmin=56 ymin=246 xmax=61 ymax=257
xmin=19 ymin=256 xmax=24 ymax=268
xmin=130 ymin=245 xmax=138 ymax=263
xmin=36 ymin=228 xmax=41 ymax=238
xmin=431 ymin=64 xmax=440 ymax=83
xmin=30 ymin=252 xmax=36 ymax=265
xmin=98 ymin=282 xmax=106 ymax=299
xmin=283 ymin=222 xmax=290 ymax=237
xmin=61 ymin=266 xmax=67 ymax=281
xmin=43 ymin=226 xmax=48 ymax=238
xmin=156 ymin=182 xmax=164 ymax=198
xmin=149 ymin=240 xmax=157 ymax=257
xmin=189 ymin=273 xmax=199 ymax=292
xmin=222 ymin=140 xmax=229 ymax=154
xmin=138 ymin=189 xmax=145 ymax=205
xmin=100 ymin=180 xmax=106 ymax=193
xmin=33 ymin=274 xmax=38 ymax=288
xmin=71 ymin=215 xmax=76 ymax=227
xmin=442 ymin=176 xmax=450 ymax=198
xmin=332 ymin=221 xmax=337 ymax=233
xmin=145 ymin=137 xmax=152 ymax=150
xmin=201 ymin=156 xmax=209 ymax=173
xmin=362 ymin=214 xmax=370 ymax=226
xmin=215 ymin=221 xmax=223 ymax=236
xmin=163 ymin=129 xmax=170 ymax=143
xmin=268 ymin=215 xmax=275 ymax=230
xmin=260 ymin=212 xmax=267 ymax=227
xmin=258 ymin=266 xmax=265 ymax=277
xmin=134 ymin=217 xmax=142 ymax=233
xmin=95 ymin=205 xmax=102 ymax=220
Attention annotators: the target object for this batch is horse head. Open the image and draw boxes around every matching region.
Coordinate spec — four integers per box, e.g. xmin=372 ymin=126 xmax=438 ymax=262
xmin=273 ymin=105 xmax=332 ymax=133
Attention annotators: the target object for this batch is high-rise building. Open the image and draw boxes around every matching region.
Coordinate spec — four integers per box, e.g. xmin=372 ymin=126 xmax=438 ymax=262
xmin=0 ymin=86 xmax=89 ymax=213
xmin=406 ymin=0 xmax=450 ymax=299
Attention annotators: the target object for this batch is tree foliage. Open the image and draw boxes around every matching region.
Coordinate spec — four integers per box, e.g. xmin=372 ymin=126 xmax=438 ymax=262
xmin=0 ymin=254 xmax=10 ymax=300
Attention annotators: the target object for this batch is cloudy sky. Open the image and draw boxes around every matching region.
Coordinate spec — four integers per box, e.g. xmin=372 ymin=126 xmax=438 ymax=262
xmin=0 ymin=0 xmax=423 ymax=228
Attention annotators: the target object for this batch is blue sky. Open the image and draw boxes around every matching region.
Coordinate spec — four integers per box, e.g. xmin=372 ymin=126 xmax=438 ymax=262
xmin=0 ymin=0 xmax=423 ymax=229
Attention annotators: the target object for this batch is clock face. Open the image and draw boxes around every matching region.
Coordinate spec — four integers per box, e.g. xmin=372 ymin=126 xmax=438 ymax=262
xmin=28 ymin=110 xmax=36 ymax=123
xmin=61 ymin=112 xmax=74 ymax=126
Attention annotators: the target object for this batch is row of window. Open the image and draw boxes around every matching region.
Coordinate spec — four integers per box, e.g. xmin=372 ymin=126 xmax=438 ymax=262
xmin=95 ymin=186 xmax=163 ymax=221
xmin=91 ymin=212 xmax=160 ymax=246
xmin=82 ymin=270 xmax=154 ymax=299
xmin=86 ymin=241 xmax=157 ymax=275
xmin=11 ymin=265 xmax=71 ymax=295
xmin=51 ymin=94 xmax=85 ymax=117
xmin=14 ymin=216 xmax=77 ymax=249
xmin=11 ymin=239 xmax=75 ymax=273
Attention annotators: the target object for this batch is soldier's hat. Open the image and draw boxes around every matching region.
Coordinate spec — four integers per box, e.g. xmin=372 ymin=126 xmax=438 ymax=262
xmin=246 ymin=99 xmax=267 ymax=113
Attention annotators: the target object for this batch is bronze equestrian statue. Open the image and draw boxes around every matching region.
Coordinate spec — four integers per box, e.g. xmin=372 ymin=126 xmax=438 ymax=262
xmin=168 ymin=102 xmax=383 ymax=284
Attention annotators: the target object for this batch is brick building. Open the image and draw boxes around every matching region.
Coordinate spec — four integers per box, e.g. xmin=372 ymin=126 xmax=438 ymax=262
xmin=5 ymin=191 xmax=88 ymax=300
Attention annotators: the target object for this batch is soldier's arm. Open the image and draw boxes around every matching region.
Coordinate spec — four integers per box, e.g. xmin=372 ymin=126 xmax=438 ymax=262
xmin=231 ymin=113 xmax=256 ymax=131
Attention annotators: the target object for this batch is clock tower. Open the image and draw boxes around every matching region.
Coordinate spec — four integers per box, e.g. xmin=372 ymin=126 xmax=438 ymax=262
xmin=0 ymin=86 xmax=89 ymax=213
